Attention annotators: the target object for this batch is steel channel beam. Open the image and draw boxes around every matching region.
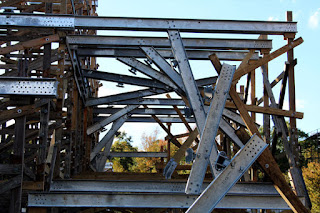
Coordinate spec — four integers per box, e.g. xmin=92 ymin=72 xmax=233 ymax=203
xmin=0 ymin=14 xmax=297 ymax=34
xmin=108 ymin=152 xmax=168 ymax=158
xmin=218 ymin=118 xmax=244 ymax=148
xmin=117 ymin=57 xmax=180 ymax=91
xmin=78 ymin=48 xmax=260 ymax=61
xmin=186 ymin=63 xmax=235 ymax=194
xmin=94 ymin=116 xmax=195 ymax=123
xmin=140 ymin=46 xmax=185 ymax=92
xmin=168 ymin=30 xmax=206 ymax=133
xmin=50 ymin=180 xmax=278 ymax=194
xmin=85 ymin=88 xmax=168 ymax=107
xmin=28 ymin=193 xmax=303 ymax=209
xmin=186 ymin=135 xmax=268 ymax=212
xmin=0 ymin=77 xmax=58 ymax=97
xmin=67 ymin=35 xmax=272 ymax=50
xmin=87 ymin=105 xmax=139 ymax=135
xmin=91 ymin=115 xmax=128 ymax=161
xmin=83 ymin=69 xmax=170 ymax=90
xmin=93 ymin=107 xmax=185 ymax=115
xmin=103 ymin=98 xmax=186 ymax=106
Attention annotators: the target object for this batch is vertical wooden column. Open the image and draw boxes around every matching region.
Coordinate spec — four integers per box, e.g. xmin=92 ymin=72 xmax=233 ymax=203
xmin=287 ymin=11 xmax=299 ymax=169
xmin=10 ymin=116 xmax=26 ymax=213
xmin=37 ymin=101 xmax=50 ymax=181
xmin=286 ymin=12 xmax=311 ymax=208
xmin=250 ymin=70 xmax=256 ymax=121
xmin=43 ymin=2 xmax=52 ymax=78
xmin=51 ymin=0 xmax=68 ymax=180
xmin=261 ymin=35 xmax=270 ymax=144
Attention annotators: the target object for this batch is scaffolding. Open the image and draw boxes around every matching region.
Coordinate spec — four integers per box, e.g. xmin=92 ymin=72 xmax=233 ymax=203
xmin=0 ymin=1 xmax=311 ymax=212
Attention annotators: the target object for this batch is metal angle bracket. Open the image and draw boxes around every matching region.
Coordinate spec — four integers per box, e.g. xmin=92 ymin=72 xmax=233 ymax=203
xmin=0 ymin=77 xmax=58 ymax=97
xmin=186 ymin=134 xmax=268 ymax=213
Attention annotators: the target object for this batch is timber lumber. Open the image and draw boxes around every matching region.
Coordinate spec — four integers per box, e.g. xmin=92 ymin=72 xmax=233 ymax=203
xmin=224 ymin=101 xmax=303 ymax=119
xmin=232 ymin=37 xmax=303 ymax=82
xmin=0 ymin=34 xmax=60 ymax=55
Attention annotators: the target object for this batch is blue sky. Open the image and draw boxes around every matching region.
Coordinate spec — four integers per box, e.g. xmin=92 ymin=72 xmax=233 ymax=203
xmin=96 ymin=0 xmax=320 ymax=146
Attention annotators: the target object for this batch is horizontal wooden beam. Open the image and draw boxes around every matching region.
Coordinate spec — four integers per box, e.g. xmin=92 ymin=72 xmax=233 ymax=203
xmin=0 ymin=34 xmax=60 ymax=55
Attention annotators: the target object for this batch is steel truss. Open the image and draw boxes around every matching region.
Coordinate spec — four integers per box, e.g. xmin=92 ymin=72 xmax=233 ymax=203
xmin=0 ymin=2 xmax=310 ymax=213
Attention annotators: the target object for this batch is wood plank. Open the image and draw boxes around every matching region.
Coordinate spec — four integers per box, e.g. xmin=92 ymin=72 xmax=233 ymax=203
xmin=224 ymin=101 xmax=303 ymax=119
xmin=232 ymin=37 xmax=303 ymax=82
xmin=0 ymin=34 xmax=60 ymax=55
xmin=144 ymin=105 xmax=181 ymax=148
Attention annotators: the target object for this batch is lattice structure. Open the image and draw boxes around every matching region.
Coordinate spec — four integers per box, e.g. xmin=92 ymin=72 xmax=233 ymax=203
xmin=0 ymin=1 xmax=311 ymax=213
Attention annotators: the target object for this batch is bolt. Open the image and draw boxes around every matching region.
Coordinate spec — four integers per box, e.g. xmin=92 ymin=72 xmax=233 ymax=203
xmin=17 ymin=109 xmax=22 ymax=113
xmin=265 ymin=164 xmax=269 ymax=168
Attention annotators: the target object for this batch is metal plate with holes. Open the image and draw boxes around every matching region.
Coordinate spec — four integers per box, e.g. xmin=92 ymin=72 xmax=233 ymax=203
xmin=0 ymin=15 xmax=74 ymax=28
xmin=28 ymin=192 xmax=303 ymax=209
xmin=186 ymin=134 xmax=268 ymax=213
xmin=0 ymin=77 xmax=58 ymax=97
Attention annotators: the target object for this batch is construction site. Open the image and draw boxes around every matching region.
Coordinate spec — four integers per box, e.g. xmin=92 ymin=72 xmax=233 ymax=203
xmin=0 ymin=0 xmax=316 ymax=213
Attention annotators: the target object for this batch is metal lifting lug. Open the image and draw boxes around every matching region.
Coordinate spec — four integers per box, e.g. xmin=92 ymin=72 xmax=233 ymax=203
xmin=171 ymin=60 xmax=178 ymax=68
xmin=215 ymin=151 xmax=231 ymax=172
xmin=116 ymin=83 xmax=124 ymax=88
xmin=184 ymin=107 xmax=194 ymax=118
xmin=128 ymin=68 xmax=137 ymax=75
xmin=144 ymin=58 xmax=153 ymax=67
xmin=185 ymin=148 xmax=196 ymax=163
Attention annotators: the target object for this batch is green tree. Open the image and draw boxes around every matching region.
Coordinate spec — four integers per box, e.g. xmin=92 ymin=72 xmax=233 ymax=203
xmin=110 ymin=132 xmax=138 ymax=172
xmin=133 ymin=129 xmax=167 ymax=173
xmin=302 ymin=162 xmax=320 ymax=213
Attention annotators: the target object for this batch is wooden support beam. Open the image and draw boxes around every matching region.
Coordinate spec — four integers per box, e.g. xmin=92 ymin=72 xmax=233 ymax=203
xmin=0 ymin=175 xmax=22 ymax=194
xmin=224 ymin=101 xmax=303 ymax=119
xmin=232 ymin=37 xmax=303 ymax=82
xmin=10 ymin=116 xmax=26 ymax=213
xmin=144 ymin=105 xmax=181 ymax=148
xmin=209 ymin=54 xmax=309 ymax=213
xmin=0 ymin=34 xmax=60 ymax=55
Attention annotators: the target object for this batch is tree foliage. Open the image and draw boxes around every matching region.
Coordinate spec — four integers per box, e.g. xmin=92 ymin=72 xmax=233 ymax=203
xmin=302 ymin=162 xmax=320 ymax=212
xmin=110 ymin=132 xmax=138 ymax=172
xmin=132 ymin=129 xmax=168 ymax=173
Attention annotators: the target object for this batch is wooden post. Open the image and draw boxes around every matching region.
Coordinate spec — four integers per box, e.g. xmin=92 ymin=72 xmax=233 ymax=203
xmin=286 ymin=11 xmax=311 ymax=208
xmin=260 ymin=35 xmax=271 ymax=144
xmin=10 ymin=116 xmax=26 ymax=213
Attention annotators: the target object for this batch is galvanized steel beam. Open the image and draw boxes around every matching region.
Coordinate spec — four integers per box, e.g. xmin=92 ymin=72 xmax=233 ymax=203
xmin=50 ymin=180 xmax=279 ymax=194
xmin=28 ymin=192 xmax=303 ymax=209
xmin=87 ymin=105 xmax=139 ymax=135
xmin=90 ymin=115 xmax=128 ymax=161
xmin=83 ymin=69 xmax=170 ymax=90
xmin=0 ymin=77 xmax=58 ymax=97
xmin=67 ymin=35 xmax=272 ymax=50
xmin=186 ymin=135 xmax=268 ymax=212
xmin=186 ymin=63 xmax=235 ymax=194
xmin=0 ymin=14 xmax=297 ymax=34
xmin=85 ymin=88 xmax=168 ymax=107
xmin=78 ymin=48 xmax=260 ymax=61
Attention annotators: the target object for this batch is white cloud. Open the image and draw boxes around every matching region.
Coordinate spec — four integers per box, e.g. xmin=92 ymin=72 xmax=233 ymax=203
xmin=268 ymin=16 xmax=279 ymax=21
xmin=309 ymin=8 xmax=320 ymax=29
